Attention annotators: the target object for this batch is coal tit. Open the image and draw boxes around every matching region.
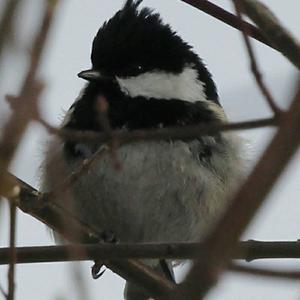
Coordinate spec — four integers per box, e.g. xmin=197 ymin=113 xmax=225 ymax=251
xmin=42 ymin=1 xmax=245 ymax=299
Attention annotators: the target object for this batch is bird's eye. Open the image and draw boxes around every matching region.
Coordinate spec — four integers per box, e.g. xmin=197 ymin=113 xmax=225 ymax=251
xmin=130 ymin=64 xmax=144 ymax=73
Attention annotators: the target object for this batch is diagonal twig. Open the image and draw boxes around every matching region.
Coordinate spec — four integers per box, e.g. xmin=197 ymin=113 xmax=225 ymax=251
xmin=0 ymin=283 xmax=7 ymax=298
xmin=180 ymin=0 xmax=274 ymax=49
xmin=229 ymin=263 xmax=300 ymax=281
xmin=7 ymin=201 xmax=17 ymax=300
xmin=0 ymin=0 xmax=59 ymax=197
xmin=233 ymin=0 xmax=281 ymax=115
xmin=238 ymin=0 xmax=300 ymax=71
xmin=0 ymin=0 xmax=21 ymax=62
xmin=169 ymin=83 xmax=300 ymax=300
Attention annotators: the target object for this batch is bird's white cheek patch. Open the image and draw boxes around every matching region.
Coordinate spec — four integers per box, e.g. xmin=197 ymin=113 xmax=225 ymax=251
xmin=116 ymin=66 xmax=207 ymax=102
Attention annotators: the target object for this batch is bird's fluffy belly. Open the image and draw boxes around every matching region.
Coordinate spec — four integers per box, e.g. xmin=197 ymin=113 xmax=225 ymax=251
xmin=52 ymin=139 xmax=239 ymax=243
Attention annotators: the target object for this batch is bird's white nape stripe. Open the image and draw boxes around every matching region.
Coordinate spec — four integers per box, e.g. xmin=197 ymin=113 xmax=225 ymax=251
xmin=116 ymin=66 xmax=207 ymax=102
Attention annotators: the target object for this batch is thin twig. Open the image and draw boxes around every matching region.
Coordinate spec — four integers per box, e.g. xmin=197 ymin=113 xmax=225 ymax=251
xmin=180 ymin=0 xmax=274 ymax=49
xmin=229 ymin=264 xmax=300 ymax=281
xmin=2 ymin=240 xmax=300 ymax=265
xmin=0 ymin=283 xmax=7 ymax=298
xmin=0 ymin=0 xmax=21 ymax=61
xmin=95 ymin=96 xmax=121 ymax=169
xmin=42 ymin=117 xmax=276 ymax=205
xmin=7 ymin=201 xmax=17 ymax=300
xmin=38 ymin=117 xmax=277 ymax=146
xmin=233 ymin=0 xmax=281 ymax=115
xmin=44 ymin=146 xmax=109 ymax=204
xmin=0 ymin=0 xmax=59 ymax=196
xmin=239 ymin=0 xmax=300 ymax=70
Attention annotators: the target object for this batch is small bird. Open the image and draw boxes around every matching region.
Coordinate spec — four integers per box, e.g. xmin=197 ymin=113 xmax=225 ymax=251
xmin=42 ymin=1 xmax=245 ymax=299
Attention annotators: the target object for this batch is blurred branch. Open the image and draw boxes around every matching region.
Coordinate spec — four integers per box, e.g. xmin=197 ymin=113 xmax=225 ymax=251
xmin=7 ymin=201 xmax=17 ymax=300
xmin=0 ymin=0 xmax=21 ymax=61
xmin=0 ymin=2 xmax=59 ymax=299
xmin=229 ymin=263 xmax=300 ymax=281
xmin=233 ymin=0 xmax=281 ymax=115
xmin=95 ymin=96 xmax=121 ymax=169
xmin=238 ymin=0 xmax=300 ymax=70
xmin=0 ymin=0 xmax=59 ymax=197
xmin=0 ymin=172 xmax=175 ymax=299
xmin=40 ymin=117 xmax=277 ymax=146
xmin=171 ymin=82 xmax=300 ymax=300
xmin=3 ymin=240 xmax=300 ymax=264
xmin=167 ymin=2 xmax=300 ymax=298
xmin=180 ymin=0 xmax=274 ymax=49
xmin=0 ymin=284 xmax=7 ymax=298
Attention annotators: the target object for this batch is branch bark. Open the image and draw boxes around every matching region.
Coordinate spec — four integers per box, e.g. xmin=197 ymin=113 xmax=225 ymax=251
xmin=239 ymin=0 xmax=300 ymax=70
xmin=180 ymin=0 xmax=274 ymax=49
xmin=41 ymin=117 xmax=277 ymax=146
xmin=169 ymin=85 xmax=300 ymax=300
xmin=0 ymin=0 xmax=21 ymax=61
xmin=2 ymin=240 xmax=300 ymax=265
xmin=1 ymin=172 xmax=176 ymax=299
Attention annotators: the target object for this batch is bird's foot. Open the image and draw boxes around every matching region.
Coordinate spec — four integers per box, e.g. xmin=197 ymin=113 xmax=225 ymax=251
xmin=91 ymin=230 xmax=118 ymax=279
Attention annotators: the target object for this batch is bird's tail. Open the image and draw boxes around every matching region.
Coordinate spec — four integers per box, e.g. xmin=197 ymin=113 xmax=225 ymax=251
xmin=124 ymin=259 xmax=175 ymax=300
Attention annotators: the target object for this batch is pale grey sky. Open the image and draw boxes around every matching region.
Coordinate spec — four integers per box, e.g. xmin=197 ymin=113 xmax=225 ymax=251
xmin=0 ymin=1 xmax=300 ymax=299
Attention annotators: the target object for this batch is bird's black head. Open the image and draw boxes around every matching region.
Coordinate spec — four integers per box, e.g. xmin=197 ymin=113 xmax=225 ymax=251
xmin=90 ymin=0 xmax=196 ymax=77
xmin=78 ymin=0 xmax=219 ymax=103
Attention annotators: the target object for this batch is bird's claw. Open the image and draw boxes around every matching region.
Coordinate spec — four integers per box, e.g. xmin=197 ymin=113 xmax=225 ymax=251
xmin=91 ymin=230 xmax=118 ymax=279
xmin=91 ymin=261 xmax=106 ymax=279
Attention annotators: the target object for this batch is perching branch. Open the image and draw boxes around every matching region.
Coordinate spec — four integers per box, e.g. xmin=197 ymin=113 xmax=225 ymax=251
xmin=2 ymin=240 xmax=300 ymax=265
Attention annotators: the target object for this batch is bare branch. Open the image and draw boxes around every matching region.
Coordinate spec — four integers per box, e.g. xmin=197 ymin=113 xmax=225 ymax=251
xmin=239 ymin=0 xmax=300 ymax=70
xmin=0 ymin=0 xmax=59 ymax=196
xmin=233 ymin=0 xmax=281 ymax=115
xmin=0 ymin=284 xmax=7 ymax=299
xmin=0 ymin=0 xmax=21 ymax=61
xmin=229 ymin=264 xmax=300 ymax=281
xmin=2 ymin=240 xmax=300 ymax=265
xmin=7 ymin=202 xmax=16 ymax=300
xmin=180 ymin=0 xmax=274 ymax=49
xmin=94 ymin=96 xmax=121 ymax=169
xmin=169 ymin=83 xmax=300 ymax=300
xmin=39 ymin=117 xmax=277 ymax=146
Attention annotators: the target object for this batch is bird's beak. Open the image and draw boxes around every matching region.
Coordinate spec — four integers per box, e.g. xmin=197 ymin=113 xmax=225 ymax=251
xmin=77 ymin=69 xmax=102 ymax=81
